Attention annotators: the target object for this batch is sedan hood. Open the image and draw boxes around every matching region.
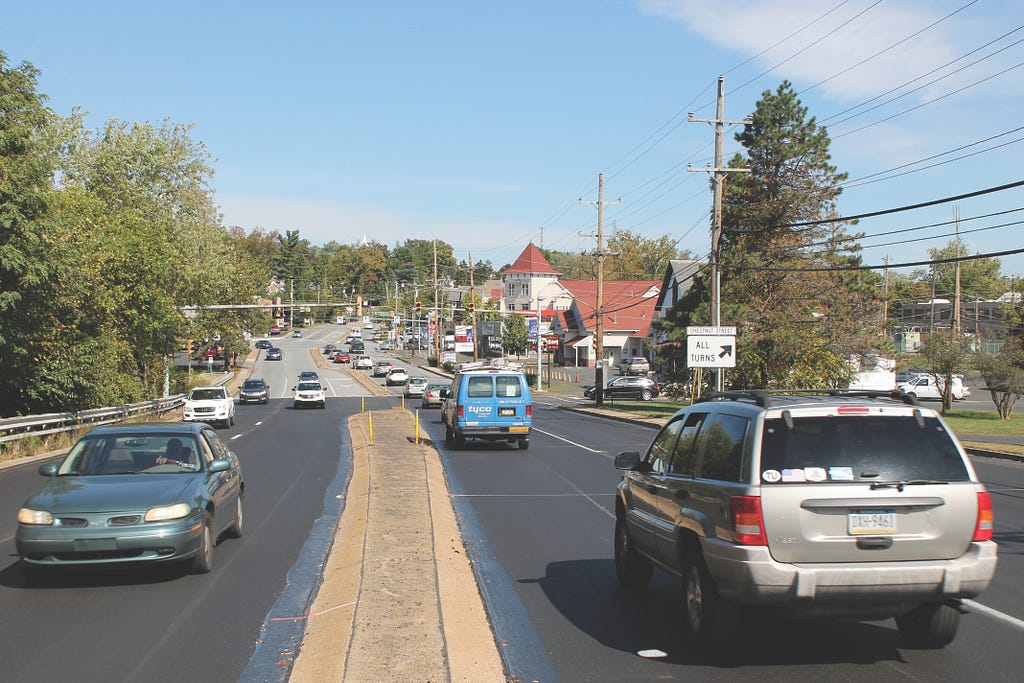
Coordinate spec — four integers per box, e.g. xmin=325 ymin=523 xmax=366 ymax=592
xmin=23 ymin=475 xmax=198 ymax=514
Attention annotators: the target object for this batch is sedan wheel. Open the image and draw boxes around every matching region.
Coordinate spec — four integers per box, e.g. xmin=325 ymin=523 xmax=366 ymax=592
xmin=639 ymin=390 xmax=653 ymax=401
xmin=191 ymin=519 xmax=214 ymax=574
xmin=225 ymin=496 xmax=244 ymax=539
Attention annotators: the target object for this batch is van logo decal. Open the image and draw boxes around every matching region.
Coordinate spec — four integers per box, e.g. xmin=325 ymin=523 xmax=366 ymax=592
xmin=467 ymin=405 xmax=493 ymax=417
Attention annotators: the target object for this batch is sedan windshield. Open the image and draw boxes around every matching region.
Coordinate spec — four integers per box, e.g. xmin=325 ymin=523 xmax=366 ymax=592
xmin=59 ymin=435 xmax=203 ymax=475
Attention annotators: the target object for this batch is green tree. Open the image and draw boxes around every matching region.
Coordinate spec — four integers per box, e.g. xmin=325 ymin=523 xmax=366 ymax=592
xmin=605 ymin=230 xmax=691 ymax=280
xmin=916 ymin=333 xmax=967 ymax=413
xmin=974 ymin=337 xmax=1024 ymax=419
xmin=659 ymin=81 xmax=880 ymax=390
xmin=910 ymin=238 xmax=1004 ymax=302
xmin=503 ymin=313 xmax=528 ymax=357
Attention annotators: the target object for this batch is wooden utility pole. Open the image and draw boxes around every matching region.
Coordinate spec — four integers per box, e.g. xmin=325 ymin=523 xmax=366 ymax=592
xmin=688 ymin=76 xmax=750 ymax=391
xmin=433 ymin=239 xmax=440 ymax=358
xmin=470 ymin=251 xmax=478 ymax=362
xmin=580 ymin=173 xmax=619 ymax=404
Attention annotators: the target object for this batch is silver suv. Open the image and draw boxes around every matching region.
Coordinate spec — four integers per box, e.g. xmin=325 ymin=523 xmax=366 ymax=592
xmin=613 ymin=389 xmax=997 ymax=652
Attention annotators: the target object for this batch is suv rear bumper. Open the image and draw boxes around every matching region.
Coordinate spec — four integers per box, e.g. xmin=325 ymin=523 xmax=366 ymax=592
xmin=704 ymin=538 xmax=998 ymax=618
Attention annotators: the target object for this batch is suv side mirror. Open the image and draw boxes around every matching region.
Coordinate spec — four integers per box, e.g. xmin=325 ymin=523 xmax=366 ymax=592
xmin=614 ymin=451 xmax=642 ymax=471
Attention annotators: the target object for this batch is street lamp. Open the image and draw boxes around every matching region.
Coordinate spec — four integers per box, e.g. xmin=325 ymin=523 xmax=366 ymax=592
xmin=535 ymin=295 xmax=548 ymax=390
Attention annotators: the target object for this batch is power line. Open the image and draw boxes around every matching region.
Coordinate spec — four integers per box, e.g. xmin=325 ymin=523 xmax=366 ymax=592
xmin=727 ymin=246 xmax=1024 ymax=274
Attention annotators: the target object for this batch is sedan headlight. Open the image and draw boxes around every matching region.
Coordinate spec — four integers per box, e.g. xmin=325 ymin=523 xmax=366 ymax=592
xmin=144 ymin=502 xmax=191 ymax=522
xmin=18 ymin=508 xmax=54 ymax=525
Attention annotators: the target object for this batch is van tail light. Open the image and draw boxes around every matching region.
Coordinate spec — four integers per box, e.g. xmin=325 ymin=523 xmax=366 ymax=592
xmin=973 ymin=491 xmax=993 ymax=541
xmin=730 ymin=496 xmax=767 ymax=545
xmin=526 ymin=405 xmax=532 ymax=417
xmin=456 ymin=405 xmax=464 ymax=418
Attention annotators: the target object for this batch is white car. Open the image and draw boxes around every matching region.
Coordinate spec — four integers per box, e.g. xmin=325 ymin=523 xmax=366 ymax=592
xmin=899 ymin=374 xmax=967 ymax=400
xmin=385 ymin=367 xmax=409 ymax=386
xmin=183 ymin=386 xmax=235 ymax=427
xmin=354 ymin=355 xmax=373 ymax=370
xmin=292 ymin=381 xmax=326 ymax=409
xmin=372 ymin=360 xmax=394 ymax=377
xmin=404 ymin=377 xmax=428 ymax=398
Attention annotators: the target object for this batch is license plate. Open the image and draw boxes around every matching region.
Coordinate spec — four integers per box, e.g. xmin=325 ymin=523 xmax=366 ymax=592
xmin=507 ymin=426 xmax=529 ymax=433
xmin=848 ymin=510 xmax=896 ymax=535
xmin=75 ymin=538 xmax=117 ymax=552
xmin=499 ymin=407 xmax=516 ymax=416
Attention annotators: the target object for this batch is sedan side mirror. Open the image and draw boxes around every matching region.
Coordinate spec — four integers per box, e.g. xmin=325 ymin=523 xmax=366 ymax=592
xmin=614 ymin=451 xmax=642 ymax=471
xmin=208 ymin=459 xmax=232 ymax=473
xmin=38 ymin=463 xmax=59 ymax=477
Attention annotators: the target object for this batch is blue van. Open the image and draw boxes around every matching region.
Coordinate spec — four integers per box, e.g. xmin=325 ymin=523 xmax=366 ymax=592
xmin=441 ymin=368 xmax=532 ymax=449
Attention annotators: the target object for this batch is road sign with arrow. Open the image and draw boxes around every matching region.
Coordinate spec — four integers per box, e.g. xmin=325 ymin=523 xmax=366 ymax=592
xmin=686 ymin=326 xmax=736 ymax=368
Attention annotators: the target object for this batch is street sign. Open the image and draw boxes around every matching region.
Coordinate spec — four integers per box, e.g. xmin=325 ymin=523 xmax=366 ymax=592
xmin=686 ymin=326 xmax=736 ymax=368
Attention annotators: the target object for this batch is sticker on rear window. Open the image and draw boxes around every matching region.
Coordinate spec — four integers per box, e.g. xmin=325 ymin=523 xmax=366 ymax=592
xmin=805 ymin=467 xmax=827 ymax=482
xmin=828 ymin=466 xmax=854 ymax=481
xmin=781 ymin=468 xmax=806 ymax=482
xmin=762 ymin=469 xmax=781 ymax=483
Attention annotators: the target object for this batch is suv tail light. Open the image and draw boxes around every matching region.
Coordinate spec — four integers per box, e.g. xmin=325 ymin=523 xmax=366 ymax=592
xmin=730 ymin=496 xmax=767 ymax=545
xmin=456 ymin=405 xmax=464 ymax=418
xmin=973 ymin=491 xmax=993 ymax=541
xmin=526 ymin=405 xmax=532 ymax=417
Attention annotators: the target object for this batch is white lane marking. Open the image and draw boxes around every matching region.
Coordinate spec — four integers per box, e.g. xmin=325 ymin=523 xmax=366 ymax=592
xmin=532 ymin=427 xmax=603 ymax=453
xmin=964 ymin=599 xmax=1024 ymax=630
xmin=230 ymin=434 xmax=243 ymax=440
xmin=254 ymin=421 xmax=263 ymax=426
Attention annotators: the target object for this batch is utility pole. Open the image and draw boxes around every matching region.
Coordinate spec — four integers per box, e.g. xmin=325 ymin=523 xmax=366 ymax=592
xmin=688 ymin=75 xmax=750 ymax=391
xmin=882 ymin=255 xmax=890 ymax=338
xmin=470 ymin=251 xmax=478 ymax=362
xmin=433 ymin=239 xmax=440 ymax=359
xmin=580 ymin=173 xmax=620 ymax=404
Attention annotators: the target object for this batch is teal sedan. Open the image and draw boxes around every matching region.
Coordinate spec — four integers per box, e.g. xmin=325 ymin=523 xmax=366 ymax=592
xmin=16 ymin=422 xmax=244 ymax=581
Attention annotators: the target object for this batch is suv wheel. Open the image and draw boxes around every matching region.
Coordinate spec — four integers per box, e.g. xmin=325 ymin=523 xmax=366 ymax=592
xmin=681 ymin=551 xmax=736 ymax=652
xmin=614 ymin=515 xmax=652 ymax=591
xmin=896 ymin=601 xmax=960 ymax=648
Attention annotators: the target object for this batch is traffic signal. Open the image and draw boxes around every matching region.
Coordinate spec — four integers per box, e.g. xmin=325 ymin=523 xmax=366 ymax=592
xmin=415 ymin=301 xmax=422 ymax=315
xmin=467 ymin=302 xmax=475 ymax=315
xmin=191 ymin=340 xmax=202 ymax=353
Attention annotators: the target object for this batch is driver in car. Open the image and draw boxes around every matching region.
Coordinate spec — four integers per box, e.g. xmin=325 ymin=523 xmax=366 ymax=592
xmin=156 ymin=437 xmax=197 ymax=469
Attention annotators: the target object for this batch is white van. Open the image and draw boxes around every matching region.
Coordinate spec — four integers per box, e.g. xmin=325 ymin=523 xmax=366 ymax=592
xmin=899 ymin=374 xmax=966 ymax=400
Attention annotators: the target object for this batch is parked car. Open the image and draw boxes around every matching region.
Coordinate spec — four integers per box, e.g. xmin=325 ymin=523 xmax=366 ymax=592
xmin=613 ymin=389 xmax=996 ymax=652
xmin=183 ymin=386 xmax=235 ymax=427
xmin=442 ymin=368 xmax=532 ymax=449
xmin=421 ymin=382 xmax=449 ymax=408
xmin=385 ymin=367 xmax=409 ymax=386
xmin=404 ymin=377 xmax=428 ymax=398
xmin=254 ymin=339 xmax=272 ymax=349
xmin=265 ymin=347 xmax=282 ymax=361
xmin=618 ymin=357 xmax=651 ymax=376
xmin=298 ymin=370 xmax=319 ymax=382
xmin=16 ymin=422 xmax=244 ymax=580
xmin=899 ymin=374 xmax=967 ymax=400
xmin=292 ymin=381 xmax=326 ymax=409
xmin=333 ymin=351 xmax=351 ymax=364
xmin=584 ymin=376 xmax=660 ymax=401
xmin=379 ymin=341 xmax=395 ymax=351
xmin=372 ymin=360 xmax=394 ymax=377
xmin=354 ymin=355 xmax=373 ymax=370
xmin=238 ymin=378 xmax=270 ymax=404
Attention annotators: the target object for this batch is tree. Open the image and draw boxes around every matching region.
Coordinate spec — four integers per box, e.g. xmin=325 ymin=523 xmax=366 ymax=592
xmin=659 ymin=81 xmax=880 ymax=390
xmin=605 ymin=230 xmax=691 ymax=280
xmin=502 ymin=313 xmax=528 ymax=357
xmin=974 ymin=337 xmax=1024 ymax=419
xmin=917 ymin=333 xmax=967 ymax=413
xmin=910 ymin=238 xmax=1004 ymax=302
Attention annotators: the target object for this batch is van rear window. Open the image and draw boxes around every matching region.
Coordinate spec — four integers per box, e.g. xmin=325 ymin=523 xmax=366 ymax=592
xmin=760 ymin=415 xmax=968 ymax=482
xmin=467 ymin=376 xmax=493 ymax=398
xmin=496 ymin=376 xmax=523 ymax=397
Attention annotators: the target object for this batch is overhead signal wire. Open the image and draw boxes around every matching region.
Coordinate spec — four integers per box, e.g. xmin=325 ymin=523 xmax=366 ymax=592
xmin=726 ymin=246 xmax=1024 ymax=274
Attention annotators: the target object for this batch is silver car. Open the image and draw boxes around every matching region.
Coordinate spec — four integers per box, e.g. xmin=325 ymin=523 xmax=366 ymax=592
xmin=613 ymin=389 xmax=997 ymax=652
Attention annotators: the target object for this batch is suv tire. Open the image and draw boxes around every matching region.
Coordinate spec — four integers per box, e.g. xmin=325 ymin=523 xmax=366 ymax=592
xmin=614 ymin=515 xmax=652 ymax=591
xmin=896 ymin=601 xmax=960 ymax=648
xmin=681 ymin=551 xmax=737 ymax=652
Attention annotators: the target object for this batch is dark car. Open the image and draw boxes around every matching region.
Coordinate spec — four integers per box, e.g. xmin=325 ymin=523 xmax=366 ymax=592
xmin=298 ymin=370 xmax=319 ymax=382
xmin=584 ymin=376 xmax=660 ymax=401
xmin=265 ymin=347 xmax=282 ymax=360
xmin=323 ymin=343 xmax=337 ymax=355
xmin=15 ymin=422 xmax=244 ymax=580
xmin=238 ymin=378 xmax=270 ymax=404
xmin=254 ymin=339 xmax=272 ymax=349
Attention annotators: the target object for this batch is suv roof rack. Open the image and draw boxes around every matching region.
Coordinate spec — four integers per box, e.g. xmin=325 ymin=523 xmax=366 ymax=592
xmin=695 ymin=388 xmax=918 ymax=407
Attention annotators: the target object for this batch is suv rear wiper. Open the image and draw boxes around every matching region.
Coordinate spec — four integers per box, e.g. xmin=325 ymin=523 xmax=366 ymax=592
xmin=869 ymin=479 xmax=949 ymax=492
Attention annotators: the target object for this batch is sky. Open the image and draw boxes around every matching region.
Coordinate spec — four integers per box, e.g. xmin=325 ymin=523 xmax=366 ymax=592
xmin=4 ymin=0 xmax=1024 ymax=283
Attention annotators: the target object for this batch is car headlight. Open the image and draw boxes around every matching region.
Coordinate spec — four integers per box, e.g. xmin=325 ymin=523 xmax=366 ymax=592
xmin=18 ymin=508 xmax=54 ymax=525
xmin=144 ymin=503 xmax=192 ymax=522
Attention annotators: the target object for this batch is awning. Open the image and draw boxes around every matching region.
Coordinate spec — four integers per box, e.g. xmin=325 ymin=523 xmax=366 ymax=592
xmin=566 ymin=335 xmax=591 ymax=348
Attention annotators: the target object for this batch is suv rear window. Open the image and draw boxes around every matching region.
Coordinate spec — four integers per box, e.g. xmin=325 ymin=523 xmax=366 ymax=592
xmin=760 ymin=415 xmax=969 ymax=482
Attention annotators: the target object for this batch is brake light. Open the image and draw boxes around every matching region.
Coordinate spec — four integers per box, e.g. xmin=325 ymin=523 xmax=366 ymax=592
xmin=526 ymin=405 xmax=532 ymax=417
xmin=837 ymin=406 xmax=870 ymax=414
xmin=730 ymin=496 xmax=767 ymax=545
xmin=973 ymin=491 xmax=993 ymax=541
xmin=457 ymin=405 xmax=464 ymax=418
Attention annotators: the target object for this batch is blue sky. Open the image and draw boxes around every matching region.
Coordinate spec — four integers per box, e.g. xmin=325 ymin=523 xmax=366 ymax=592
xmin=4 ymin=0 xmax=1024 ymax=281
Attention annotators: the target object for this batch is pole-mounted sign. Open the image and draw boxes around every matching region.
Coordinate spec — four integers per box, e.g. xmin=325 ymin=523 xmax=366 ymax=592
xmin=686 ymin=326 xmax=736 ymax=368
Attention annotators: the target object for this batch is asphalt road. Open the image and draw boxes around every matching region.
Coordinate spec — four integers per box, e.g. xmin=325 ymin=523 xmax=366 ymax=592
xmin=2 ymin=328 xmax=1021 ymax=682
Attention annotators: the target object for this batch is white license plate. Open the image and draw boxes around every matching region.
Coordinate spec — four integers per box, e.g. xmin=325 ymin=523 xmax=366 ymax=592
xmin=848 ymin=510 xmax=896 ymax=535
xmin=499 ymin=407 xmax=516 ymax=416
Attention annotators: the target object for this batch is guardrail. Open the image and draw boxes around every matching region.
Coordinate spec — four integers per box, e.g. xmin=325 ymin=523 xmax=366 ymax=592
xmin=0 ymin=373 xmax=233 ymax=445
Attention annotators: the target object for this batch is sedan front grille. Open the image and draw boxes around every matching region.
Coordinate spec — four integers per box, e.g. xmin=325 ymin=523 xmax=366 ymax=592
xmin=56 ymin=517 xmax=88 ymax=527
xmin=108 ymin=515 xmax=142 ymax=526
